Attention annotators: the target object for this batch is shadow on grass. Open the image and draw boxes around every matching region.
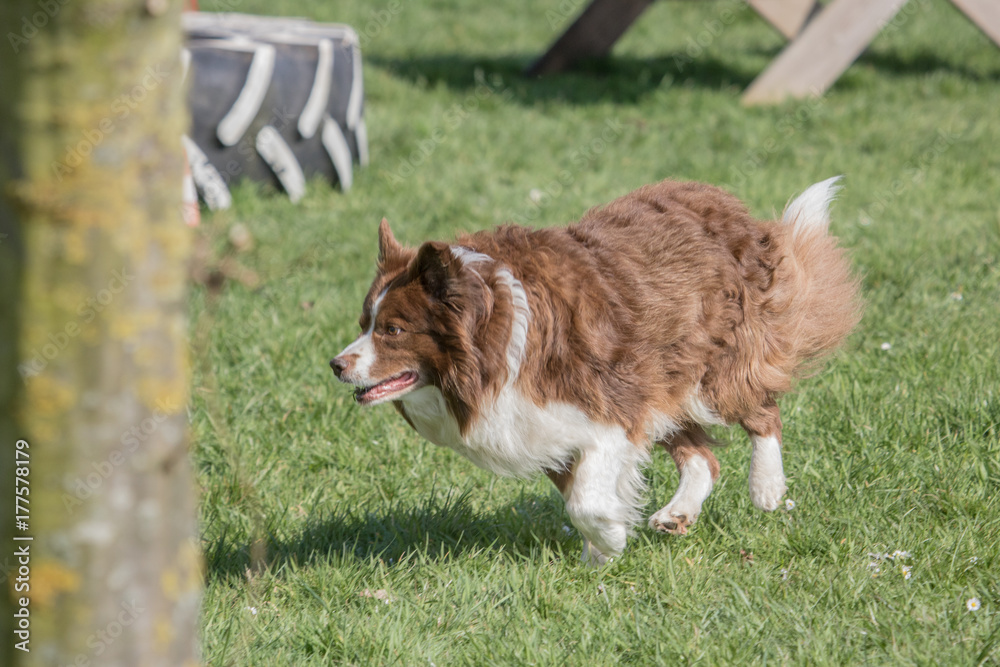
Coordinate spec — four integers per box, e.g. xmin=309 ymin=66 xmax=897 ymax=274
xmin=856 ymin=48 xmax=1000 ymax=83
xmin=204 ymin=488 xmax=575 ymax=580
xmin=371 ymin=45 xmax=998 ymax=107
xmin=369 ymin=53 xmax=760 ymax=106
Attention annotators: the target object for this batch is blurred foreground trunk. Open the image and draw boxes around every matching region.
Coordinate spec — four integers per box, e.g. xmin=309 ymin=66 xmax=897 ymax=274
xmin=0 ymin=0 xmax=201 ymax=664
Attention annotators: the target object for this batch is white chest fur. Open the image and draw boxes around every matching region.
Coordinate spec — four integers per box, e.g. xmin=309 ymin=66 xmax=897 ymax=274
xmin=400 ymin=385 xmax=615 ymax=478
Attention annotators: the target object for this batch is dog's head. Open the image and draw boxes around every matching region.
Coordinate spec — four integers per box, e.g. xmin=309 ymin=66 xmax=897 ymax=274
xmin=330 ymin=219 xmax=495 ymax=408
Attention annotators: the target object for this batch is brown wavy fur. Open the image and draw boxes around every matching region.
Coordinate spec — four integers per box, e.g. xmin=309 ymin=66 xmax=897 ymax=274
xmin=360 ymin=179 xmax=861 ymax=447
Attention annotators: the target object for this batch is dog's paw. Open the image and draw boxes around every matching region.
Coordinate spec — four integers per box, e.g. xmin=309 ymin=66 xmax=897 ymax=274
xmin=749 ymin=473 xmax=786 ymax=511
xmin=648 ymin=506 xmax=696 ymax=536
xmin=581 ymin=539 xmax=610 ymax=567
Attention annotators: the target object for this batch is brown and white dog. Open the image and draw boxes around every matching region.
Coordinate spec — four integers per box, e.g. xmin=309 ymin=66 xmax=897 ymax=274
xmin=331 ymin=178 xmax=862 ymax=564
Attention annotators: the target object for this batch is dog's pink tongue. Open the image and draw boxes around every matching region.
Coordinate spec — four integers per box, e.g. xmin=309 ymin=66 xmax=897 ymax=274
xmin=356 ymin=372 xmax=418 ymax=404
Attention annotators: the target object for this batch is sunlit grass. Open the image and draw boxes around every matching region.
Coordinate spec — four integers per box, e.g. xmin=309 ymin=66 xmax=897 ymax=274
xmin=191 ymin=0 xmax=1000 ymax=663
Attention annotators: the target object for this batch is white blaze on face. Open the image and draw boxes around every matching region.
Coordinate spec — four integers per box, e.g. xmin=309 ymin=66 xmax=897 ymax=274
xmin=337 ymin=289 xmax=387 ymax=384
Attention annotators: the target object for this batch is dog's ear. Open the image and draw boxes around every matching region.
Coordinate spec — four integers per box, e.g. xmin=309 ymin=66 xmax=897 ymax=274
xmin=413 ymin=241 xmax=459 ymax=302
xmin=377 ymin=218 xmax=403 ymax=267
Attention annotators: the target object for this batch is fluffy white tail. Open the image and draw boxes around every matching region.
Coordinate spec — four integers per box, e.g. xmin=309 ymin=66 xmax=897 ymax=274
xmin=778 ymin=175 xmax=862 ymax=373
xmin=783 ymin=175 xmax=843 ymax=239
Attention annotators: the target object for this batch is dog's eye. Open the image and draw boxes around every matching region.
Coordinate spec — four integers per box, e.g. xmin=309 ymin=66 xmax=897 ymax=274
xmin=386 ymin=325 xmax=402 ymax=336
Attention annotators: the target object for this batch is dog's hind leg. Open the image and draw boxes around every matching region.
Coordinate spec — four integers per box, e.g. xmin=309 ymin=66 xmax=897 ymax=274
xmin=649 ymin=426 xmax=720 ymax=535
xmin=740 ymin=402 xmax=787 ymax=511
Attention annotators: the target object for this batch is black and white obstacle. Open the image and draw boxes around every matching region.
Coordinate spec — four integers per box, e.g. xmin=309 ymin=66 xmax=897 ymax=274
xmin=181 ymin=13 xmax=368 ymax=209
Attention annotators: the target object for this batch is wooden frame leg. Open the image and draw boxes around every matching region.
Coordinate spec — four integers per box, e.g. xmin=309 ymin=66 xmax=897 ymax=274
xmin=950 ymin=0 xmax=1000 ymax=48
xmin=525 ymin=0 xmax=655 ymax=76
xmin=742 ymin=0 xmax=908 ymax=105
xmin=748 ymin=0 xmax=822 ymax=39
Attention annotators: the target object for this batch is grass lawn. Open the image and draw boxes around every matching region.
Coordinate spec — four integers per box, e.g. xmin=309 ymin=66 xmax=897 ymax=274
xmin=190 ymin=0 xmax=1000 ymax=663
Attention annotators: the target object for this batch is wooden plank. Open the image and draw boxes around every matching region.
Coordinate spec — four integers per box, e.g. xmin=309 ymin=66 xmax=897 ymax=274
xmin=742 ymin=0 xmax=907 ymax=105
xmin=525 ymin=0 xmax=655 ymax=76
xmin=747 ymin=0 xmax=821 ymax=39
xmin=949 ymin=0 xmax=1000 ymax=48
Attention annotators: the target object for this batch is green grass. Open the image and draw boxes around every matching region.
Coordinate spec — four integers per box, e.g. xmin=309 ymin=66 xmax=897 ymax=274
xmin=190 ymin=0 xmax=1000 ymax=663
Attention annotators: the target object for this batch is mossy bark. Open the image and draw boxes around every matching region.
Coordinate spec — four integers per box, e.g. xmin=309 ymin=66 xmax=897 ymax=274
xmin=0 ymin=1 xmax=200 ymax=664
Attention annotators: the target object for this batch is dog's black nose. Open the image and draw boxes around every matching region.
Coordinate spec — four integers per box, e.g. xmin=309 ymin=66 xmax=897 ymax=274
xmin=330 ymin=357 xmax=348 ymax=377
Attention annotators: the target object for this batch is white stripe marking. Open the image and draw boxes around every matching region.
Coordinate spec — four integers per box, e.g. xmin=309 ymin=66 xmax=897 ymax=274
xmin=449 ymin=247 xmax=531 ymax=382
xmin=217 ymin=43 xmax=275 ymax=147
xmin=346 ymin=42 xmax=364 ymax=130
xmin=496 ymin=269 xmax=530 ymax=381
xmin=182 ymin=135 xmax=232 ymax=211
xmin=355 ymin=117 xmax=369 ymax=166
xmin=298 ymin=39 xmax=334 ymax=139
xmin=449 ymin=246 xmax=493 ymax=266
xmin=256 ymin=126 xmax=306 ymax=203
xmin=180 ymin=48 xmax=192 ymax=83
xmin=322 ymin=115 xmax=354 ymax=191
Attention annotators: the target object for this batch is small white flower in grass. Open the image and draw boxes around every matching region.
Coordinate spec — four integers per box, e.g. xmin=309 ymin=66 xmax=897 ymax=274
xmin=529 ymin=188 xmax=544 ymax=203
xmin=785 ymin=498 xmax=796 ymax=511
xmin=597 ymin=583 xmax=606 ymax=595
xmin=780 ymin=568 xmax=789 ymax=581
xmin=360 ymin=588 xmax=392 ymax=604
xmin=880 ymin=342 xmax=892 ymax=351
xmin=891 ymin=550 xmax=911 ymax=560
xmin=949 ymin=291 xmax=963 ymax=301
xmin=246 ymin=606 xmax=258 ymax=615
xmin=901 ymin=565 xmax=912 ymax=580
xmin=867 ymin=552 xmax=884 ymax=576
xmin=969 ymin=556 xmax=978 ymax=565
xmin=562 ymin=525 xmax=573 ymax=536
xmin=967 ymin=597 xmax=981 ymax=612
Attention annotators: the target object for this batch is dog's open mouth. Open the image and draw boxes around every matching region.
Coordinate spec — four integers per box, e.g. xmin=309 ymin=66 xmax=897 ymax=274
xmin=354 ymin=371 xmax=419 ymax=405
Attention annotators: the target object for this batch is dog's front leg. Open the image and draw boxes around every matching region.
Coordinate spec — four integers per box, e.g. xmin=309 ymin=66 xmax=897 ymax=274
xmin=545 ymin=463 xmax=610 ymax=565
xmin=555 ymin=432 xmax=645 ymax=566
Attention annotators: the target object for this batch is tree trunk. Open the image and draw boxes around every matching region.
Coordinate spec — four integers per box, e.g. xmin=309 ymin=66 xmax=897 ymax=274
xmin=0 ymin=1 xmax=200 ymax=664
